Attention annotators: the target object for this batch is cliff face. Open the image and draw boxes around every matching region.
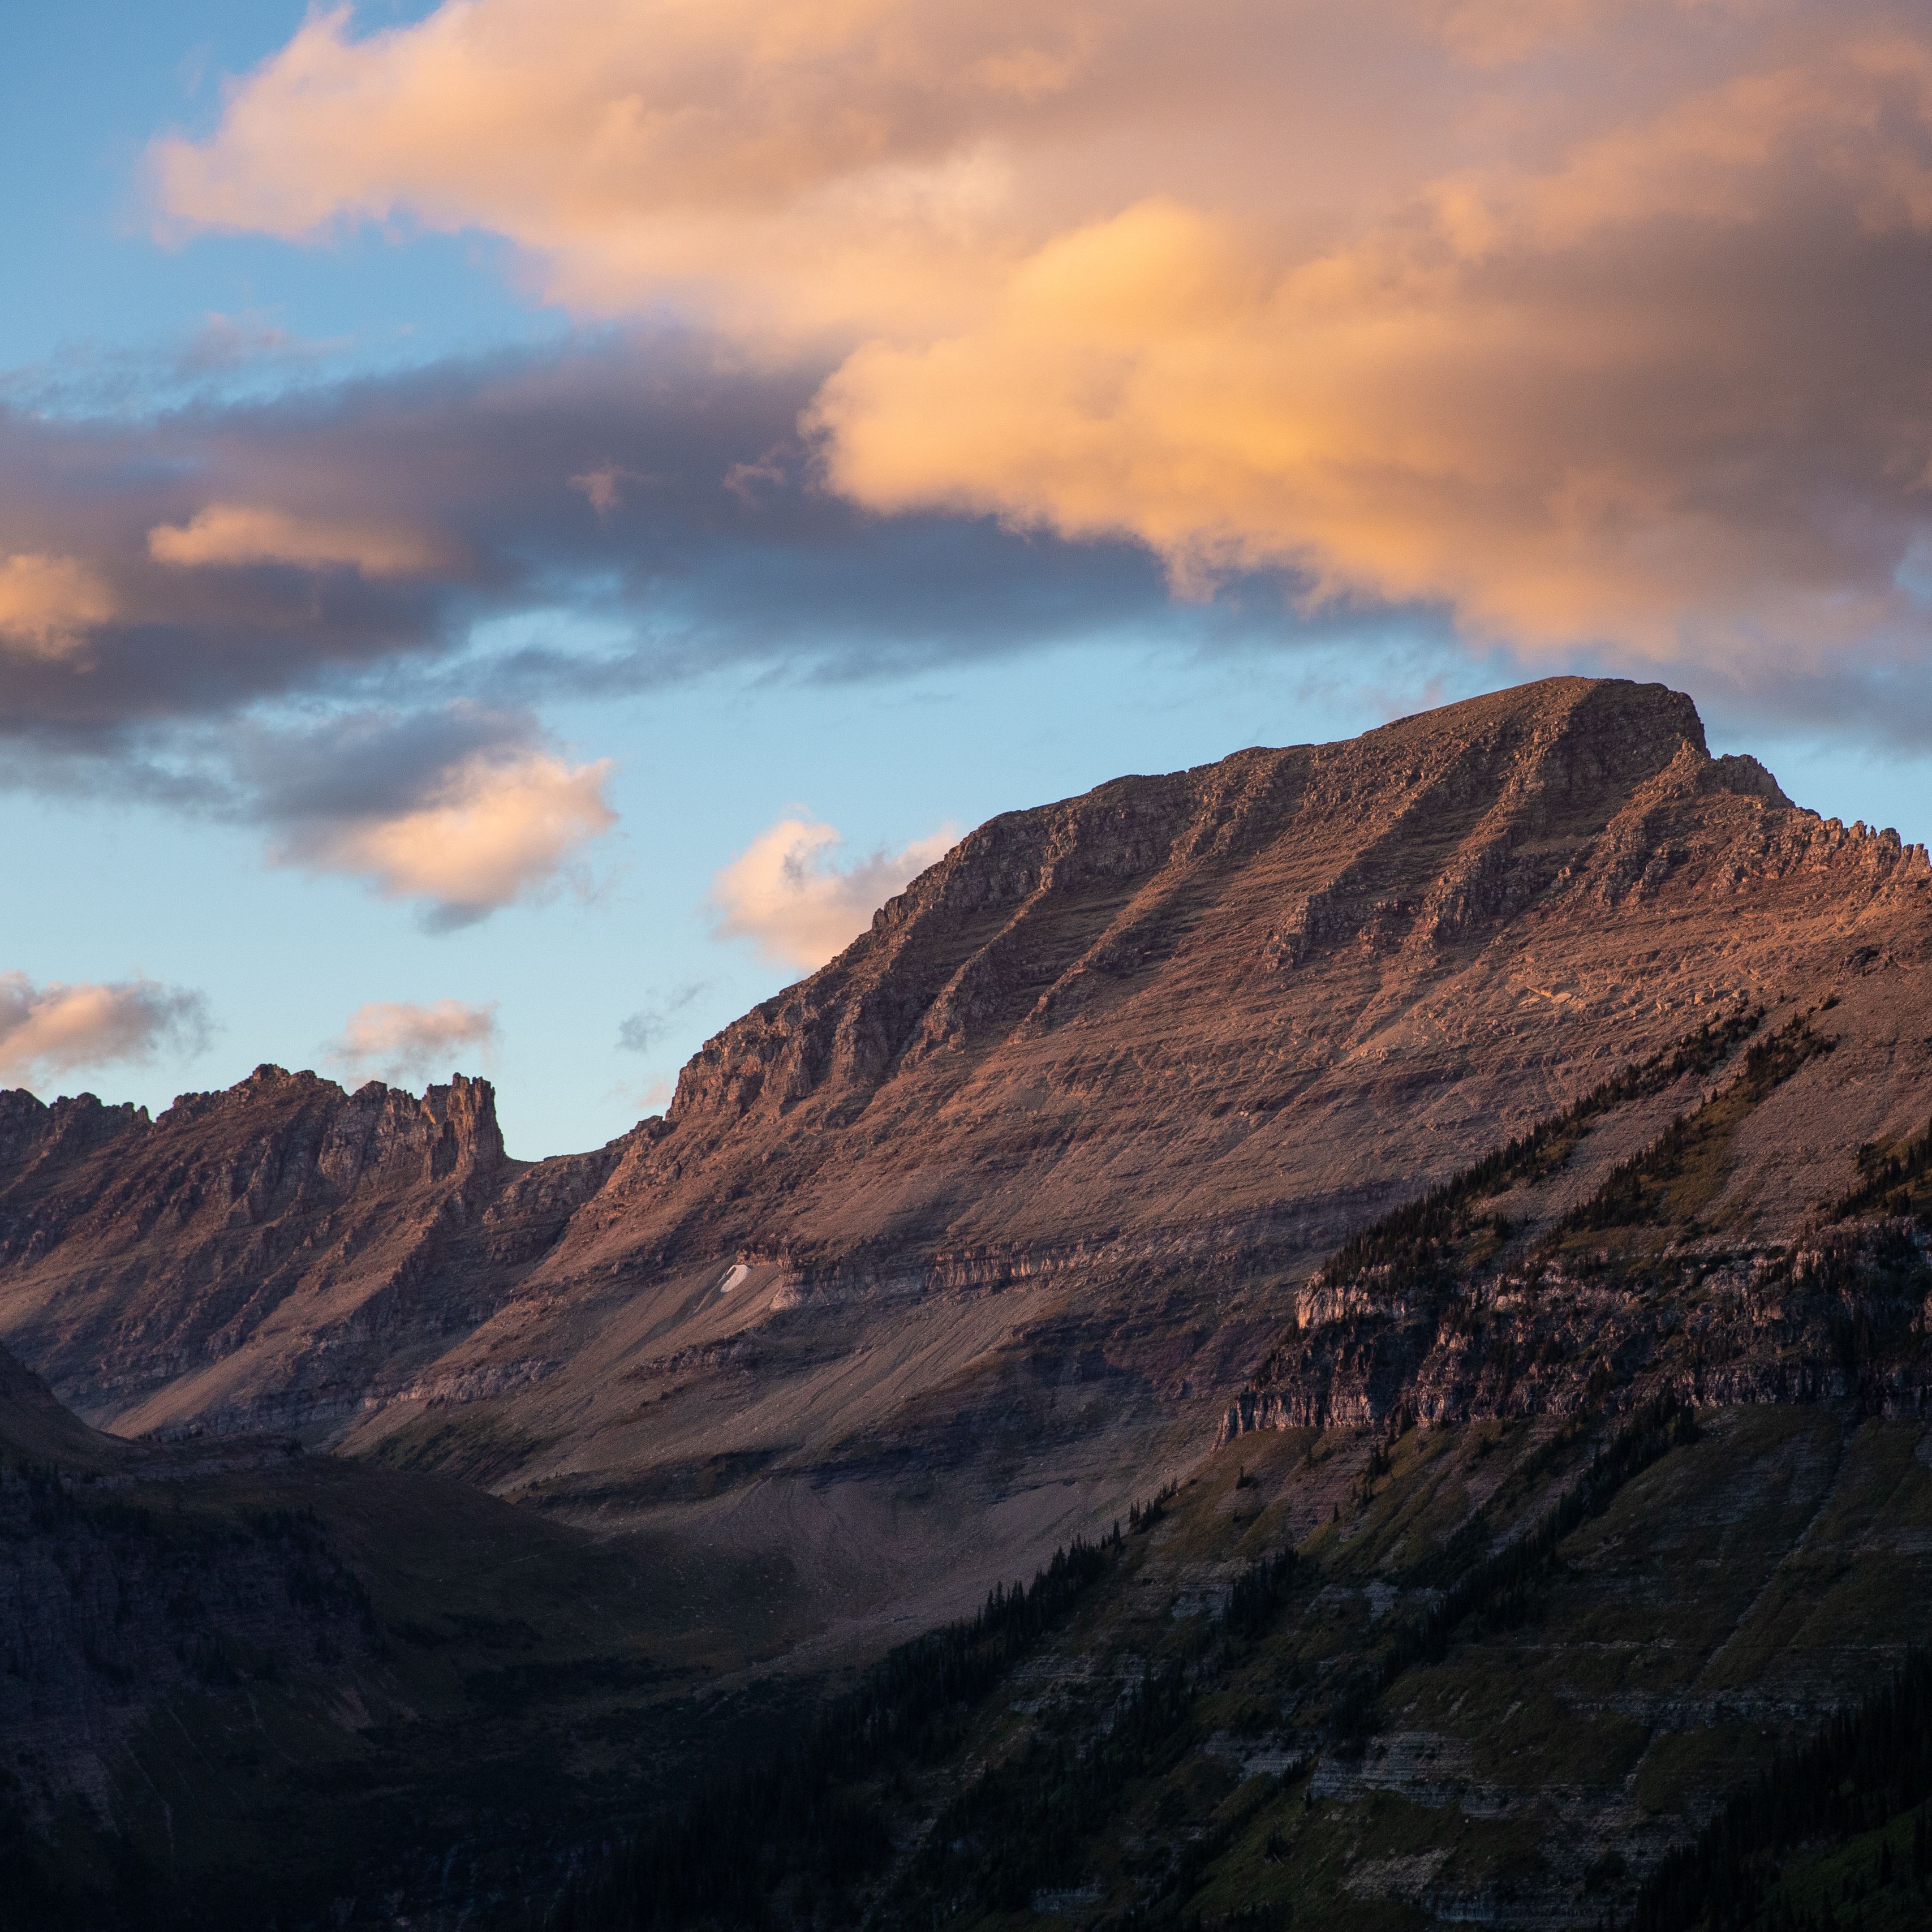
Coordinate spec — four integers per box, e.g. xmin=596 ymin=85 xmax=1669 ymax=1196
xmin=0 ymin=1069 xmax=613 ymax=1436
xmin=1 ymin=675 xmax=1929 ymax=1638
xmin=575 ymin=675 xmax=1831 ymax=1275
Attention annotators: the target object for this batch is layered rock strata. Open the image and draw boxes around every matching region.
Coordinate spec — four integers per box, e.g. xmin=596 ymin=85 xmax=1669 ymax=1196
xmin=0 ymin=676 xmax=1928 ymax=1632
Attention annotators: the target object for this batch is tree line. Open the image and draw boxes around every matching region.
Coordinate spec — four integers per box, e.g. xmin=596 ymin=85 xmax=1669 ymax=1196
xmin=1631 ymin=1644 xmax=1932 ymax=1931
xmin=1327 ymin=1396 xmax=1698 ymax=1747
xmin=1563 ymin=1017 xmax=1832 ymax=1235
xmin=545 ymin=1529 xmax=1124 ymax=1931
xmin=1829 ymin=1115 xmax=1932 ymax=1221
xmin=887 ymin=1542 xmax=1301 ymax=1924
xmin=1314 ymin=1009 xmax=1762 ymax=1300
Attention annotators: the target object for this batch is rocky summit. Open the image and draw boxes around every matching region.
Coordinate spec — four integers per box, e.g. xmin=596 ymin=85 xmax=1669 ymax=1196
xmin=6 ymin=674 xmax=1932 ymax=1931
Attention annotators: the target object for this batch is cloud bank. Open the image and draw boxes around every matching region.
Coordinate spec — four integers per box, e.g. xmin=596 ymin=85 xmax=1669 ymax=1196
xmin=0 ymin=334 xmax=1188 ymax=746
xmin=710 ymin=817 xmax=954 ymax=971
xmin=151 ymin=0 xmax=1932 ymax=679
xmin=324 ymin=998 xmax=499 ymax=1086
xmin=0 ymin=974 xmax=212 ymax=1091
xmin=0 ymin=334 xmax=1205 ymax=920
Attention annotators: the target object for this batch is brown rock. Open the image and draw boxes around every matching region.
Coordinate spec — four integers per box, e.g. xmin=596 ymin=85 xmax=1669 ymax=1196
xmin=2 ymin=674 xmax=1929 ymax=1637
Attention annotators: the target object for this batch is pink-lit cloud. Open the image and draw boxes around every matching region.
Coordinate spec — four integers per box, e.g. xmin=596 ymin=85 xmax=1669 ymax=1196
xmin=149 ymin=502 xmax=437 ymax=577
xmin=324 ymin=997 xmax=498 ymax=1086
xmin=0 ymin=973 xmax=211 ymax=1091
xmin=709 ymin=816 xmax=953 ymax=971
xmin=272 ymin=743 xmax=618 ymax=926
xmin=149 ymin=0 xmax=1932 ymax=674
xmin=0 ymin=554 xmax=117 ymax=660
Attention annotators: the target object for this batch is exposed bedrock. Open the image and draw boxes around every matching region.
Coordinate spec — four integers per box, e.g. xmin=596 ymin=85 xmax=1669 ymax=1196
xmin=1220 ymin=1224 xmax=1932 ymax=1443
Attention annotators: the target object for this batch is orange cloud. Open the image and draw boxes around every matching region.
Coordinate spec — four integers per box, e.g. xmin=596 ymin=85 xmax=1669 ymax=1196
xmin=324 ymin=997 xmax=498 ymax=1085
xmin=0 ymin=554 xmax=116 ymax=660
xmin=148 ymin=502 xmax=437 ymax=576
xmin=815 ymin=41 xmax=1932 ymax=660
xmin=710 ymin=816 xmax=953 ymax=971
xmin=275 ymin=749 xmax=617 ymax=922
xmin=152 ymin=0 xmax=1932 ymax=667
xmin=149 ymin=0 xmax=1102 ymax=335
xmin=0 ymin=974 xmax=210 ymax=1089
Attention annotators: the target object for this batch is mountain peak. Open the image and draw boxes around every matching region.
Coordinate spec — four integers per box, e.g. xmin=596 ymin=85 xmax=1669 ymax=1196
xmin=1370 ymin=672 xmax=1703 ymax=749
xmin=0 ymin=677 xmax=1925 ymax=1489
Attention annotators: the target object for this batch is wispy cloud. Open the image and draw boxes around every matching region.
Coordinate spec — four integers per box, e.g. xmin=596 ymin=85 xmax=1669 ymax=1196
xmin=149 ymin=502 xmax=437 ymax=577
xmin=324 ymin=998 xmax=498 ymax=1087
xmin=617 ymin=980 xmax=714 ymax=1055
xmin=0 ymin=973 xmax=211 ymax=1091
xmin=709 ymin=817 xmax=954 ymax=973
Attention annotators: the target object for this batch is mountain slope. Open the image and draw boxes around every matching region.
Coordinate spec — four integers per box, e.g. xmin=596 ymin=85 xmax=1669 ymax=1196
xmin=0 ymin=1071 xmax=615 ymax=1437
xmin=0 ymin=1339 xmax=814 ymax=1930
xmin=2 ymin=675 xmax=1930 ymax=1649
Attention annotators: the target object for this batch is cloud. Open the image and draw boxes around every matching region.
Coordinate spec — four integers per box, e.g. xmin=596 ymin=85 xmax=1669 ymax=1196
xmin=0 ymin=332 xmax=1191 ymax=755
xmin=567 ymin=462 xmax=644 ymax=518
xmin=324 ymin=998 xmax=498 ymax=1086
xmin=606 ymin=1073 xmax=677 ymax=1119
xmin=617 ymin=980 xmax=713 ymax=1054
xmin=710 ymin=817 xmax=954 ymax=971
xmin=148 ymin=0 xmax=1932 ymax=682
xmin=0 ymin=974 xmax=212 ymax=1090
xmin=261 ymin=716 xmax=618 ymax=926
xmin=149 ymin=502 xmax=437 ymax=576
xmin=148 ymin=0 xmax=1100 ymax=335
xmin=0 ymin=554 xmax=116 ymax=661
xmin=0 ymin=331 xmax=1219 ymax=943
xmin=814 ymin=49 xmax=1932 ymax=665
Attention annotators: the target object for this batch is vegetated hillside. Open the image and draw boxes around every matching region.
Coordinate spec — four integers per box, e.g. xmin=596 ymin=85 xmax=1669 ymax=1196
xmin=544 ymin=1402 xmax=1932 ymax=1932
xmin=0 ymin=1343 xmax=816 ymax=1932
xmin=543 ymin=1051 xmax=1932 ymax=1932
xmin=2 ymin=674 xmax=1931 ymax=1655
xmin=1221 ymin=1004 xmax=1932 ymax=1439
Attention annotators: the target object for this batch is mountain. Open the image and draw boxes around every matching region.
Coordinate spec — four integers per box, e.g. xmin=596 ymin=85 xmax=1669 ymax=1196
xmin=8 ymin=672 xmax=1932 ymax=1929
xmin=2 ymin=675 xmax=1929 ymax=1644
xmin=0 ymin=1337 xmax=816 ymax=1930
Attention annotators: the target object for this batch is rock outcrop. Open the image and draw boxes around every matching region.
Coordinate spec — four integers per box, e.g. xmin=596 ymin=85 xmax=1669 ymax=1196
xmin=0 ymin=1069 xmax=616 ymax=1437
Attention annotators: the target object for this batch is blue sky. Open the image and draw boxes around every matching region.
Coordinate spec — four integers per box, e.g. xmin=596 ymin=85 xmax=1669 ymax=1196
xmin=4 ymin=0 xmax=1929 ymax=1157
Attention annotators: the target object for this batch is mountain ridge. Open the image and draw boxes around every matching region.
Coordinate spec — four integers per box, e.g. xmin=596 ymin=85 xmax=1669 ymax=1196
xmin=2 ymin=674 xmax=1930 ymax=1651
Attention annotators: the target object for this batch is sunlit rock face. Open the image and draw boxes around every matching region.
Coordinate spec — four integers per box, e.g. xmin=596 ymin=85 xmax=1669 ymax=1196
xmin=1 ymin=674 xmax=1928 ymax=1638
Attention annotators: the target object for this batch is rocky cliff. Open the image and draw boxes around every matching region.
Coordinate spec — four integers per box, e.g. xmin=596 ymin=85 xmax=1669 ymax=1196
xmin=2 ymin=675 xmax=1929 ymax=1642
xmin=0 ymin=1070 xmax=619 ymax=1439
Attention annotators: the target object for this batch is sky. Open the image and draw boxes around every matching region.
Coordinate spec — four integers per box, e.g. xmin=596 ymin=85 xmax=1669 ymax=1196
xmin=3 ymin=0 xmax=1930 ymax=1158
